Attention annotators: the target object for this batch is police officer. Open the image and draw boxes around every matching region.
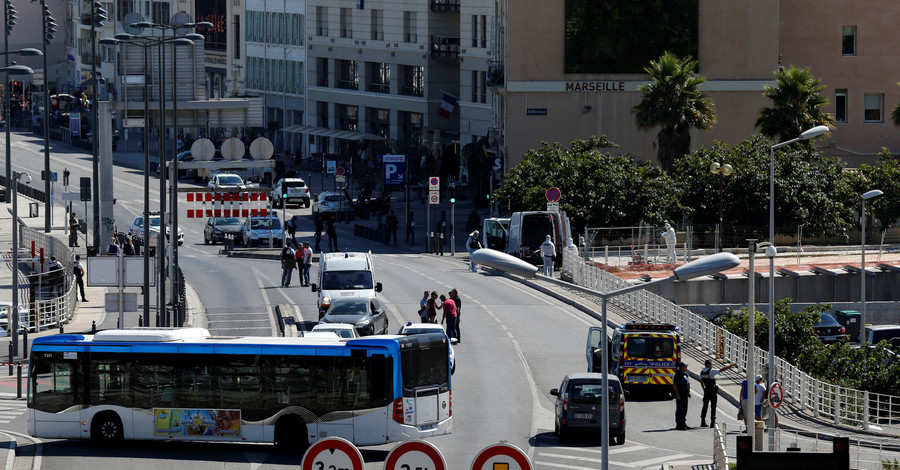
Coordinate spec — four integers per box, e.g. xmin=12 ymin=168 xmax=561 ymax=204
xmin=699 ymin=359 xmax=736 ymax=428
xmin=672 ymin=362 xmax=691 ymax=430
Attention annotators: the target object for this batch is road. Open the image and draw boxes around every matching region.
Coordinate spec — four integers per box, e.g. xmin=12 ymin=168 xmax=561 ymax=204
xmin=3 ymin=131 xmax=898 ymax=469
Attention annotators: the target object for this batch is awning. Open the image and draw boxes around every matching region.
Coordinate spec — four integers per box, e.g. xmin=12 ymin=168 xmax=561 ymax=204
xmin=281 ymin=125 xmax=385 ymax=141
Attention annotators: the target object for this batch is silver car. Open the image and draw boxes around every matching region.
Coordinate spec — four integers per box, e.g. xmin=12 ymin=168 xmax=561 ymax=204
xmin=203 ymin=216 xmax=244 ymax=244
xmin=318 ymin=297 xmax=388 ymax=337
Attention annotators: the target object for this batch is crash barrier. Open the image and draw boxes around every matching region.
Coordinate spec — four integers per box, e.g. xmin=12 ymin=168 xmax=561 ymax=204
xmin=184 ymin=191 xmax=269 ymax=218
xmin=352 ymin=224 xmax=393 ymax=245
xmin=0 ymin=175 xmax=47 ymax=204
xmin=563 ymin=250 xmax=900 ymax=433
xmin=427 ymin=232 xmax=444 ymax=255
xmin=735 ymin=436 xmax=849 ymax=470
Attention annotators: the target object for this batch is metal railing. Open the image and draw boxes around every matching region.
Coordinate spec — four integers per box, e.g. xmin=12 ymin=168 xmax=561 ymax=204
xmin=713 ymin=423 xmax=729 ymax=469
xmin=563 ymin=249 xmax=900 ymax=433
xmin=17 ymin=226 xmax=77 ymax=331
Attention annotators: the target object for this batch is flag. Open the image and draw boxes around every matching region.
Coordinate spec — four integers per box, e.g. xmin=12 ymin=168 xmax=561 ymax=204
xmin=439 ymin=92 xmax=458 ymax=118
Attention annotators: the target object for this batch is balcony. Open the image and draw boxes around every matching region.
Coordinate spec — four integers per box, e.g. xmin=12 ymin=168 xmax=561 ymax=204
xmin=80 ymin=53 xmax=101 ymax=66
xmin=486 ymin=61 xmax=504 ymax=88
xmin=368 ymin=83 xmax=390 ymax=94
xmin=431 ymin=36 xmax=460 ymax=61
xmin=338 ymin=79 xmax=359 ymax=90
xmin=401 ymin=85 xmax=424 ymax=97
xmin=431 ymin=0 xmax=460 ymax=12
xmin=318 ymin=77 xmax=329 ymax=87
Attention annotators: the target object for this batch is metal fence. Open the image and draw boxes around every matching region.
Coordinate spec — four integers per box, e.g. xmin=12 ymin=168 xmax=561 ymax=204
xmin=16 ymin=225 xmax=76 ymax=331
xmin=563 ymin=249 xmax=900 ymax=433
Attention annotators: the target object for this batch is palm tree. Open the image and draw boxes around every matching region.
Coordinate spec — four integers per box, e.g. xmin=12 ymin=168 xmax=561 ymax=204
xmin=633 ymin=52 xmax=716 ymax=171
xmin=756 ymin=66 xmax=835 ymax=142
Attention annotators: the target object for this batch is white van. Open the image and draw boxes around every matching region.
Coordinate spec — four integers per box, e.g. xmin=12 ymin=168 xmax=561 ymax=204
xmin=310 ymin=251 xmax=383 ymax=317
xmin=505 ymin=211 xmax=571 ymax=265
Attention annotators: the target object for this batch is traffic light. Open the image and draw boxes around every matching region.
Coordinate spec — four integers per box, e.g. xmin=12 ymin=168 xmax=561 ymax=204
xmin=449 ymin=186 xmax=456 ymax=204
xmin=90 ymin=1 xmax=107 ymax=28
xmin=5 ymin=0 xmax=17 ymax=36
xmin=42 ymin=1 xmax=57 ymax=44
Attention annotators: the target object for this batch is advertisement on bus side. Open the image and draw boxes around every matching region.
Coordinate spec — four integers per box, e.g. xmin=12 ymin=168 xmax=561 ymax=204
xmin=154 ymin=408 xmax=242 ymax=438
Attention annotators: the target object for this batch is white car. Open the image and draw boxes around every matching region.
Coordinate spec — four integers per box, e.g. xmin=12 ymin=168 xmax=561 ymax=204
xmin=207 ymin=173 xmax=246 ymax=190
xmin=128 ymin=212 xmax=185 ymax=246
xmin=271 ymin=178 xmax=311 ymax=208
xmin=311 ymin=191 xmax=351 ymax=215
xmin=300 ymin=331 xmax=342 ymax=340
xmin=242 ymin=215 xmax=283 ymax=247
xmin=397 ymin=322 xmax=456 ymax=374
xmin=0 ymin=302 xmax=30 ymax=334
xmin=311 ymin=323 xmax=359 ymax=339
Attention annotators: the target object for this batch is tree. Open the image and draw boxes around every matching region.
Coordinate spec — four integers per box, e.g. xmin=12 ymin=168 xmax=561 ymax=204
xmin=755 ymin=66 xmax=835 ymax=142
xmin=633 ymin=52 xmax=716 ymax=171
xmin=857 ymin=149 xmax=900 ymax=229
xmin=494 ymin=137 xmax=680 ymax=230
xmin=719 ymin=299 xmax=822 ymax=365
xmin=892 ymin=82 xmax=900 ymax=126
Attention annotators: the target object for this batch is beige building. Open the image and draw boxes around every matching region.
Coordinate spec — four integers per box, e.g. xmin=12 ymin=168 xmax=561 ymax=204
xmin=492 ymin=0 xmax=900 ymax=170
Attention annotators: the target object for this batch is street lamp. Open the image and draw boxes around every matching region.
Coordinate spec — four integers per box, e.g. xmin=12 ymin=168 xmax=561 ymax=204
xmin=860 ymin=189 xmax=883 ymax=344
xmin=2 ymin=52 xmax=41 ymax=205
xmin=596 ymin=252 xmax=740 ymax=470
xmin=767 ymin=124 xmax=828 ymax=444
xmin=9 ymin=170 xmax=31 ymax=356
xmin=709 ymin=162 xmax=733 ymax=252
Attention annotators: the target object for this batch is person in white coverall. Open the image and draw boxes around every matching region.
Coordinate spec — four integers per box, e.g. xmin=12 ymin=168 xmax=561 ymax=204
xmin=662 ymin=222 xmax=677 ymax=263
xmin=466 ymin=230 xmax=481 ymax=272
xmin=538 ymin=235 xmax=556 ymax=277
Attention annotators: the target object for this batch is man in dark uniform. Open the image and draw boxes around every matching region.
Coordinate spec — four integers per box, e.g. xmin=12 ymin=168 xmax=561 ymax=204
xmin=672 ymin=362 xmax=691 ymax=430
xmin=69 ymin=212 xmax=81 ymax=247
xmin=700 ymin=359 xmax=736 ymax=428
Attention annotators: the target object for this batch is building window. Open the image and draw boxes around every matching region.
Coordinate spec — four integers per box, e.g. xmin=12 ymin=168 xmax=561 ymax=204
xmin=233 ymin=15 xmax=241 ymax=59
xmin=471 ymin=15 xmax=478 ymax=47
xmin=340 ymin=8 xmax=352 ymax=38
xmin=863 ymin=94 xmax=883 ymax=122
xmin=842 ymin=25 xmax=856 ymax=56
xmin=481 ymin=15 xmax=487 ymax=48
xmin=339 ymin=60 xmax=359 ymax=90
xmin=835 ymin=89 xmax=847 ymax=123
xmin=340 ymin=105 xmax=359 ymax=131
xmin=371 ymin=10 xmax=383 ymax=41
xmin=316 ymin=6 xmax=327 ymax=36
xmin=151 ymin=1 xmax=169 ymax=25
xmin=401 ymin=65 xmax=423 ymax=97
xmin=369 ymin=62 xmax=390 ymax=93
xmin=369 ymin=108 xmax=390 ymax=138
xmin=471 ymin=70 xmax=478 ymax=102
xmin=403 ymin=11 xmax=417 ymax=43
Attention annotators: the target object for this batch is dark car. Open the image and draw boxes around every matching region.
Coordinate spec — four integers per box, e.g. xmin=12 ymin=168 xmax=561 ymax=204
xmin=203 ymin=216 xmax=244 ymax=244
xmin=318 ymin=297 xmax=389 ymax=336
xmin=813 ymin=312 xmax=849 ymax=343
xmin=551 ymin=373 xmax=626 ymax=444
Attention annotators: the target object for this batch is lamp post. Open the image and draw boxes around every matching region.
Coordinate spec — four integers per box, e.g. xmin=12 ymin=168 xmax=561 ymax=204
xmin=9 ymin=170 xmax=30 ymax=355
xmin=39 ymin=0 xmax=59 ymax=234
xmin=596 ymin=252 xmax=740 ymax=470
xmin=767 ymin=124 xmax=828 ymax=444
xmin=86 ymin=0 xmax=107 ymax=247
xmin=2 ymin=51 xmax=42 ymax=205
xmin=709 ymin=162 xmax=733 ymax=252
xmin=860 ymin=189 xmax=883 ymax=344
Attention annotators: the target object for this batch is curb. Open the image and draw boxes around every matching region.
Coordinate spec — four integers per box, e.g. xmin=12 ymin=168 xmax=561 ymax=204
xmin=0 ymin=431 xmax=16 ymax=470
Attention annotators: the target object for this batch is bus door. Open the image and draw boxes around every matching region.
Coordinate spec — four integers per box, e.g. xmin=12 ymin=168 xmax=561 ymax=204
xmin=585 ymin=326 xmax=606 ymax=373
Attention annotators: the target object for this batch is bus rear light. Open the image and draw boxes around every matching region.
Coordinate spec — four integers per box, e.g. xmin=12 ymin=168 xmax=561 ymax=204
xmin=392 ymin=398 xmax=404 ymax=423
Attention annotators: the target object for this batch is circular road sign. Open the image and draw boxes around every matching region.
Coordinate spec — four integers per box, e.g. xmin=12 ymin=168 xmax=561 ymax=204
xmin=336 ymin=166 xmax=346 ymax=176
xmin=249 ymin=137 xmax=274 ymax=160
xmin=546 ymin=187 xmax=561 ymax=202
xmin=769 ymin=382 xmax=784 ymax=409
xmin=471 ymin=442 xmax=533 ymax=470
xmin=384 ymin=440 xmax=447 ymax=470
xmin=220 ymin=137 xmax=245 ymax=161
xmin=301 ymin=437 xmax=365 ymax=470
xmin=190 ymin=138 xmax=216 ymax=161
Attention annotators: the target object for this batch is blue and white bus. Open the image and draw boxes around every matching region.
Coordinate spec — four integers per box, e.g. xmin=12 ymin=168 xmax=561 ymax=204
xmin=27 ymin=328 xmax=451 ymax=447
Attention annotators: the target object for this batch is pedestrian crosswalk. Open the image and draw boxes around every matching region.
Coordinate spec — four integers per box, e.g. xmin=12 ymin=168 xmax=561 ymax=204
xmin=532 ymin=432 xmax=709 ymax=469
xmin=0 ymin=398 xmax=26 ymax=425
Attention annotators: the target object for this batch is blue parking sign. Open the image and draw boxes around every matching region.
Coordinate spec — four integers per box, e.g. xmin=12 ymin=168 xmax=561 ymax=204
xmin=383 ymin=154 xmax=406 ymax=186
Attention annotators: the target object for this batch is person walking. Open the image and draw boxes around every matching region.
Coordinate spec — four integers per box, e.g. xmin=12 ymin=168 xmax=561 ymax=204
xmin=661 ymin=221 xmax=677 ymax=263
xmin=294 ymin=242 xmax=305 ymax=284
xmin=673 ymin=362 xmax=692 ymax=430
xmin=537 ymin=234 xmax=556 ymax=277
xmin=449 ymin=288 xmax=462 ymax=343
xmin=466 ymin=230 xmax=481 ymax=272
xmin=280 ymin=245 xmax=296 ymax=287
xmin=69 ymin=213 xmax=81 ymax=247
xmin=301 ymin=241 xmax=313 ymax=286
xmin=74 ymin=254 xmax=87 ymax=302
xmin=326 ymin=214 xmax=338 ymax=252
xmin=418 ymin=291 xmax=430 ymax=323
xmin=439 ymin=294 xmax=458 ymax=341
xmin=386 ymin=210 xmax=399 ymax=245
xmin=699 ymin=359 xmax=736 ymax=427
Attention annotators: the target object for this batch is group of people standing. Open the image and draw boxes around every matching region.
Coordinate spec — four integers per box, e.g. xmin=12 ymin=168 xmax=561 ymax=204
xmin=280 ymin=242 xmax=313 ymax=287
xmin=672 ymin=359 xmax=737 ymax=430
xmin=418 ymin=289 xmax=462 ymax=342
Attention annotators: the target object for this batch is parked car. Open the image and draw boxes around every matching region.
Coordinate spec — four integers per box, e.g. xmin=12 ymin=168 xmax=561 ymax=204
xmin=318 ymin=297 xmax=389 ymax=337
xmin=813 ymin=312 xmax=849 ymax=343
xmin=550 ymin=373 xmax=626 ymax=444
xmin=128 ymin=211 xmax=185 ymax=246
xmin=310 ymin=323 xmax=359 ymax=339
xmin=242 ymin=215 xmax=283 ymax=247
xmin=864 ymin=325 xmax=900 ymax=348
xmin=312 ymin=191 xmax=351 ymax=215
xmin=203 ymin=216 xmax=244 ymax=244
xmin=397 ymin=322 xmax=456 ymax=374
xmin=271 ymin=178 xmax=311 ymax=208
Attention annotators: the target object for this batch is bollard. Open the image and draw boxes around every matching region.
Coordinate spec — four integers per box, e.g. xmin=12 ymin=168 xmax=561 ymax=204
xmin=439 ymin=234 xmax=445 ymax=256
xmin=23 ymin=329 xmax=28 ymax=359
xmin=59 ymin=323 xmax=64 ymax=334
xmin=17 ymin=365 xmax=22 ymax=398
xmin=138 ymin=316 xmax=142 ymax=327
xmin=92 ymin=320 xmax=97 ymax=333
xmin=8 ymin=343 xmax=12 ymax=376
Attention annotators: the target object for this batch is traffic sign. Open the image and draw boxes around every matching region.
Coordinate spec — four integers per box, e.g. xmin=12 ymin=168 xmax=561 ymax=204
xmin=471 ymin=442 xmax=533 ymax=470
xmin=429 ymin=190 xmax=440 ymax=205
xmin=327 ymin=160 xmax=337 ymax=174
xmin=429 ymin=176 xmax=440 ymax=190
xmin=336 ymin=174 xmax=346 ymax=183
xmin=546 ymin=187 xmax=561 ymax=202
xmin=336 ymin=166 xmax=346 ymax=176
xmin=301 ymin=437 xmax=365 ymax=470
xmin=547 ymin=201 xmax=559 ymax=213
xmin=769 ymin=382 xmax=784 ymax=409
xmin=384 ymin=440 xmax=447 ymax=470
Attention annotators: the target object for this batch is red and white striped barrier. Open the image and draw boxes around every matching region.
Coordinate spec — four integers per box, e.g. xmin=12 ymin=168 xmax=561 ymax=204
xmin=185 ymin=192 xmax=269 ymax=219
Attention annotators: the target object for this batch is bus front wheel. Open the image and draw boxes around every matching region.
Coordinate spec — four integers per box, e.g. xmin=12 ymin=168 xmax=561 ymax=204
xmin=91 ymin=412 xmax=123 ymax=442
xmin=275 ymin=416 xmax=308 ymax=452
